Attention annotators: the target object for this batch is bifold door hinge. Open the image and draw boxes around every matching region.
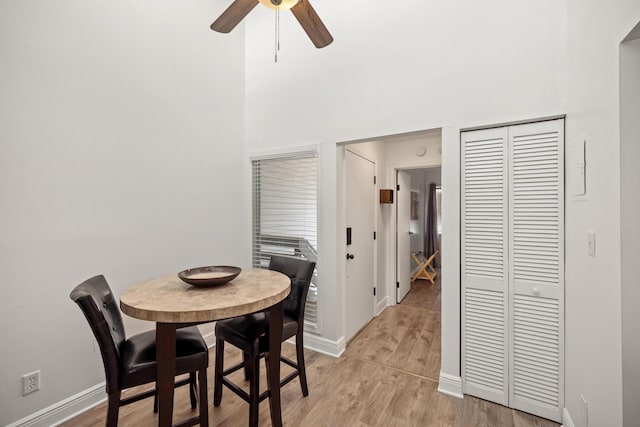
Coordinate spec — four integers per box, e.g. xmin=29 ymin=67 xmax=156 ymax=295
xmin=374 ymin=176 xmax=377 ymax=185
xmin=373 ymin=231 xmax=376 ymax=240
xmin=396 ymin=281 xmax=400 ymax=288
xmin=397 ymin=184 xmax=400 ymax=191
xmin=373 ymin=287 xmax=376 ymax=296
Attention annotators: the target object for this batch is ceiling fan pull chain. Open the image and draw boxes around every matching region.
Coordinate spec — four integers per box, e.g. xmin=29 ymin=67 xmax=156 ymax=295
xmin=273 ymin=8 xmax=278 ymax=63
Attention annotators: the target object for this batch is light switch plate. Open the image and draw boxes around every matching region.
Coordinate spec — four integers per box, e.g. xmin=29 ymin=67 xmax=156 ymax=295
xmin=571 ymin=139 xmax=586 ymax=197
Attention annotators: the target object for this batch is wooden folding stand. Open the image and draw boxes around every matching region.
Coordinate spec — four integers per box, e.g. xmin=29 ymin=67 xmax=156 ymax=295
xmin=411 ymin=251 xmax=438 ymax=285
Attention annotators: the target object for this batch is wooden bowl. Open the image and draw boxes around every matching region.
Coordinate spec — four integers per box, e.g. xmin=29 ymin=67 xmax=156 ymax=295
xmin=178 ymin=266 xmax=241 ymax=287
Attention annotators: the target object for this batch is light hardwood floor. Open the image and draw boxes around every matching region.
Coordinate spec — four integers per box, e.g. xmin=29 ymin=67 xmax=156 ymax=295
xmin=62 ymin=277 xmax=559 ymax=426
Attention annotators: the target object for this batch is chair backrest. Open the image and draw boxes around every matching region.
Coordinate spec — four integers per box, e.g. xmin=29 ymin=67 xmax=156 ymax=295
xmin=268 ymin=255 xmax=316 ymax=325
xmin=70 ymin=275 xmax=125 ymax=393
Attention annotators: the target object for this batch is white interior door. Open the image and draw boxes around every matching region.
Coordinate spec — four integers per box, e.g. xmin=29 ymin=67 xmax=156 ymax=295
xmin=396 ymin=170 xmax=411 ymax=303
xmin=461 ymin=119 xmax=564 ymax=423
xmin=461 ymin=127 xmax=510 ymax=406
xmin=345 ymin=149 xmax=375 ymax=341
xmin=507 ymin=120 xmax=564 ymax=422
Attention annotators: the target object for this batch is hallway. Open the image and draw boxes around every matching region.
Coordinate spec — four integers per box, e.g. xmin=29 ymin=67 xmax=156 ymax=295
xmin=344 ymin=277 xmax=442 ymax=381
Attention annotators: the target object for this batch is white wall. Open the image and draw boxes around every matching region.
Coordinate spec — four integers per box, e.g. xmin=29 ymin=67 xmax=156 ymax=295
xmin=564 ymin=1 xmax=640 ymax=426
xmin=245 ymin=0 xmax=566 ymax=149
xmin=245 ymin=0 xmax=566 ymax=381
xmin=422 ymin=168 xmax=442 ymax=188
xmin=621 ymin=33 xmax=640 ymax=427
xmin=0 ymin=1 xmax=247 ymax=425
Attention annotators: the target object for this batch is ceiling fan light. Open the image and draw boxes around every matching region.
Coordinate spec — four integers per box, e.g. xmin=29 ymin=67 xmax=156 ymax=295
xmin=258 ymin=0 xmax=300 ymax=10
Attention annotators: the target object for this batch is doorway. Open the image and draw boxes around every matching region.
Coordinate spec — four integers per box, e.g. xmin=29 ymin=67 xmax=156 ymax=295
xmin=339 ymin=129 xmax=445 ymax=353
xmin=395 ymin=167 xmax=442 ymax=304
xmin=345 ymin=161 xmax=444 ymax=383
xmin=337 ymin=127 xmax=461 ymax=396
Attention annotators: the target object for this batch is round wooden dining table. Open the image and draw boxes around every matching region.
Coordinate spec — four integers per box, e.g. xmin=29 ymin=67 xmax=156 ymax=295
xmin=120 ymin=268 xmax=291 ymax=427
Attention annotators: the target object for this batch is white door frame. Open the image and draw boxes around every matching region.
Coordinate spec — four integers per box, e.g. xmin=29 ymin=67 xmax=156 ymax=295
xmin=396 ymin=169 xmax=412 ymax=303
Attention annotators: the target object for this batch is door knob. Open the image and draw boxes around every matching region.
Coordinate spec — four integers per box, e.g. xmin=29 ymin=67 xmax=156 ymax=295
xmin=346 ymin=253 xmax=355 ymax=260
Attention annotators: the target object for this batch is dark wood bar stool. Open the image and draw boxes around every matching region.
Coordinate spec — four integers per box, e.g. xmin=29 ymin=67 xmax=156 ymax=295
xmin=70 ymin=275 xmax=209 ymax=427
xmin=213 ymin=255 xmax=315 ymax=427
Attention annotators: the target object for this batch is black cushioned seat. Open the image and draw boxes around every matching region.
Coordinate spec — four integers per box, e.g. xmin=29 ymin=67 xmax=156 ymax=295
xmin=119 ymin=327 xmax=208 ymax=389
xmin=70 ymin=275 xmax=209 ymax=427
xmin=213 ymin=255 xmax=315 ymax=427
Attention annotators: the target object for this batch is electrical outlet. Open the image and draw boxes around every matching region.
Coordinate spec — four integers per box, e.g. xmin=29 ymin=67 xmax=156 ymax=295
xmin=22 ymin=371 xmax=40 ymax=396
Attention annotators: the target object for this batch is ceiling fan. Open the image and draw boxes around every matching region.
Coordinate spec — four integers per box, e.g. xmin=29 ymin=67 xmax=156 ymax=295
xmin=210 ymin=0 xmax=333 ymax=49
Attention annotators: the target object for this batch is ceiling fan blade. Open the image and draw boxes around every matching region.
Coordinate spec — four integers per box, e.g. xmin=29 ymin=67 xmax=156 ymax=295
xmin=290 ymin=0 xmax=333 ymax=48
xmin=211 ymin=0 xmax=259 ymax=33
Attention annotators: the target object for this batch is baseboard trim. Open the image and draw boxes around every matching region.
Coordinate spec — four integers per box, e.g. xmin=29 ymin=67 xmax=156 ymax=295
xmin=303 ymin=333 xmax=345 ymax=357
xmin=10 ymin=330 xmax=344 ymax=426
xmin=7 ymin=383 xmax=106 ymax=427
xmin=375 ymin=297 xmax=389 ymax=315
xmin=437 ymin=372 xmax=463 ymax=399
xmin=562 ymin=407 xmax=575 ymax=427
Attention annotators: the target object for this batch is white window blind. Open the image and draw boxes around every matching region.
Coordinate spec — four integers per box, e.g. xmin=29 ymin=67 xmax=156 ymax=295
xmin=252 ymin=152 xmax=319 ymax=330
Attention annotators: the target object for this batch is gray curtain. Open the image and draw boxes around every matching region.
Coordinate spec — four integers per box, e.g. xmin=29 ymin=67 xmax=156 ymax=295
xmin=425 ymin=182 xmax=439 ymax=267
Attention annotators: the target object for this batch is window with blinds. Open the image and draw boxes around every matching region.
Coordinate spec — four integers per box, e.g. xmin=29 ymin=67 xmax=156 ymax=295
xmin=252 ymin=152 xmax=319 ymax=330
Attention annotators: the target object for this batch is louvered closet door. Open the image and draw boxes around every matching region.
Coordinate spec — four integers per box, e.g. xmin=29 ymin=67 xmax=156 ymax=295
xmin=508 ymin=120 xmax=564 ymax=422
xmin=461 ymin=127 xmax=509 ymax=406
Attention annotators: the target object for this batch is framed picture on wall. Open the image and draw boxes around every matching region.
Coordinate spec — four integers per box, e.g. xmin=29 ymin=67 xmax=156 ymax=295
xmin=411 ymin=191 xmax=419 ymax=220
